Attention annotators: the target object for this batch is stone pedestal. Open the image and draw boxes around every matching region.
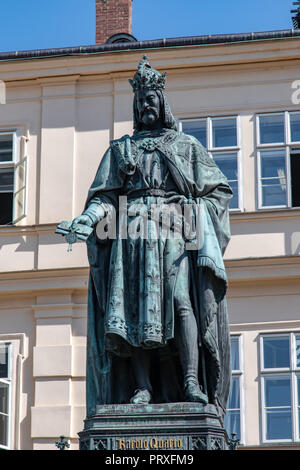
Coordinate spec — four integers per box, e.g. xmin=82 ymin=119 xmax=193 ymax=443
xmin=78 ymin=403 xmax=229 ymax=450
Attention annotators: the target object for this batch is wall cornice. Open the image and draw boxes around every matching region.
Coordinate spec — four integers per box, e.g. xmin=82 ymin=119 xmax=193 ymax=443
xmin=0 ymin=267 xmax=89 ymax=295
xmin=1 ymin=37 xmax=300 ymax=83
xmin=226 ymin=255 xmax=300 ymax=283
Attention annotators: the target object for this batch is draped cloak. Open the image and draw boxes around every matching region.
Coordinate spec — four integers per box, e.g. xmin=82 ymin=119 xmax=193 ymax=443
xmin=84 ymin=128 xmax=232 ymax=421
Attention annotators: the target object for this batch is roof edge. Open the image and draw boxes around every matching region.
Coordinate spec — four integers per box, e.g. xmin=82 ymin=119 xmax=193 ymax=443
xmin=0 ymin=29 xmax=300 ymax=62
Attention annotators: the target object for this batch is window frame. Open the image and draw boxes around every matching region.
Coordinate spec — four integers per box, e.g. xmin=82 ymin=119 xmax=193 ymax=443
xmin=0 ymin=130 xmax=28 ymax=226
xmin=179 ymin=115 xmax=243 ymax=212
xmin=256 ymin=112 xmax=286 ymax=148
xmin=256 ymin=111 xmax=300 ymax=210
xmin=0 ymin=132 xmax=16 ymax=209
xmin=225 ymin=334 xmax=245 ymax=445
xmin=0 ymin=131 xmax=17 ymax=165
xmin=286 ymin=111 xmax=300 ymax=146
xmin=0 ymin=342 xmax=12 ymax=450
xmin=257 ymin=147 xmax=289 ymax=210
xmin=260 ymin=332 xmax=300 ymax=444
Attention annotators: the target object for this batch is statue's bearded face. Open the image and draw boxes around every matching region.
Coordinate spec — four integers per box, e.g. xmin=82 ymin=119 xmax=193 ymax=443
xmin=136 ymin=88 xmax=161 ymax=129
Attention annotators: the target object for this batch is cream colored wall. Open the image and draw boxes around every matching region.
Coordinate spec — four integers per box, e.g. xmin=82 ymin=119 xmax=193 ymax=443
xmin=0 ymin=269 xmax=88 ymax=450
xmin=1 ymin=39 xmax=300 ymax=448
xmin=2 ymin=43 xmax=300 ymax=272
xmin=228 ymin=276 xmax=300 ymax=448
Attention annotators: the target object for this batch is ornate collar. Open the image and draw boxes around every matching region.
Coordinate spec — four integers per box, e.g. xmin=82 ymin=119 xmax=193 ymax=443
xmin=132 ymin=128 xmax=178 ymax=152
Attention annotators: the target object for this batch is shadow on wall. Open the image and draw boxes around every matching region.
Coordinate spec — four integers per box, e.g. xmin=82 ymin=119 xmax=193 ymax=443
xmin=230 ymin=217 xmax=300 ymax=257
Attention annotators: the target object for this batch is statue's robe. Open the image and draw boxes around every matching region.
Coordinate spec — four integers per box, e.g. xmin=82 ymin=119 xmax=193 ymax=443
xmin=84 ymin=128 xmax=232 ymax=420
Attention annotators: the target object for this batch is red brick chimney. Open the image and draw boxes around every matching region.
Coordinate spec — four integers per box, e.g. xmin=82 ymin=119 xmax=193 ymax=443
xmin=95 ymin=0 xmax=133 ymax=44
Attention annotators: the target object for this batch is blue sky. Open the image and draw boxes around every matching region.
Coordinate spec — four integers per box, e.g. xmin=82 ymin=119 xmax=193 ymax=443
xmin=0 ymin=0 xmax=295 ymax=53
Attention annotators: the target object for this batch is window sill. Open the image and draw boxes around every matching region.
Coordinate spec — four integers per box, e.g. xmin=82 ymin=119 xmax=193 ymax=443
xmin=241 ymin=442 xmax=300 ymax=449
xmin=260 ymin=440 xmax=300 ymax=446
xmin=229 ymin=206 xmax=300 ymax=223
xmin=0 ymin=223 xmax=56 ymax=236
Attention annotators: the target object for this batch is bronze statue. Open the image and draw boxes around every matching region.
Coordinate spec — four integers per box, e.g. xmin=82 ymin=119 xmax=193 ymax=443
xmin=59 ymin=57 xmax=232 ymax=422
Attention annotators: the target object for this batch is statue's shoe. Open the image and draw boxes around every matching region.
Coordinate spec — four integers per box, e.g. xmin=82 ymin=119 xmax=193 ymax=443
xmin=130 ymin=389 xmax=152 ymax=404
xmin=184 ymin=382 xmax=208 ymax=404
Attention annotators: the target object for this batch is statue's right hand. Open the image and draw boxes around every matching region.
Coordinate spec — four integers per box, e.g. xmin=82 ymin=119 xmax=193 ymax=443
xmin=71 ymin=214 xmax=93 ymax=229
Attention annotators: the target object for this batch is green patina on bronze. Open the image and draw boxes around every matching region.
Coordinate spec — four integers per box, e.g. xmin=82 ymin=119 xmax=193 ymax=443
xmin=58 ymin=57 xmax=232 ymax=426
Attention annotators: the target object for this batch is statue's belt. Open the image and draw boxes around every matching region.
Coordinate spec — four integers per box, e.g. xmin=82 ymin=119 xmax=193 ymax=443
xmin=126 ymin=189 xmax=177 ymax=199
xmin=124 ymin=188 xmax=196 ymax=236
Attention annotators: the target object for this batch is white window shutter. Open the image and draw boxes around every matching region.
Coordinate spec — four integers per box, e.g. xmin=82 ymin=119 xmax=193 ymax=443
xmin=12 ymin=156 xmax=27 ymax=224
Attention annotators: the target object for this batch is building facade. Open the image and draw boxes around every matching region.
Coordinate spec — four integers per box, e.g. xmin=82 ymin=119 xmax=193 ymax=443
xmin=1 ymin=30 xmax=300 ymax=450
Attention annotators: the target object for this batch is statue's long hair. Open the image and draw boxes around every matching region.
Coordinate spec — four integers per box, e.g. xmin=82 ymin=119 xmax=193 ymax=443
xmin=133 ymin=90 xmax=178 ymax=132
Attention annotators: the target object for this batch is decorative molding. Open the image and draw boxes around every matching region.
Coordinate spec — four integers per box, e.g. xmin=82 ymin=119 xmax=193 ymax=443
xmin=0 ymin=267 xmax=89 ymax=296
xmin=210 ymin=437 xmax=223 ymax=450
xmin=79 ymin=439 xmax=89 ymax=450
xmin=225 ymin=256 xmax=300 ymax=283
xmin=229 ymin=207 xmax=300 ymax=224
xmin=1 ymin=37 xmax=300 ymax=82
xmin=32 ymin=303 xmax=87 ymax=319
xmin=191 ymin=436 xmax=207 ymax=450
xmin=0 ymin=223 xmax=67 ymax=236
xmin=230 ymin=320 xmax=300 ymax=332
xmin=93 ymin=438 xmax=108 ymax=450
xmin=0 ymin=333 xmax=26 ymax=357
xmin=37 ymin=75 xmax=81 ymax=87
xmin=0 ymin=333 xmax=27 ymax=450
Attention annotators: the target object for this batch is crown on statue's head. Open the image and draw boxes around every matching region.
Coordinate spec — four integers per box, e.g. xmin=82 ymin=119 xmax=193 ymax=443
xmin=129 ymin=56 xmax=166 ymax=92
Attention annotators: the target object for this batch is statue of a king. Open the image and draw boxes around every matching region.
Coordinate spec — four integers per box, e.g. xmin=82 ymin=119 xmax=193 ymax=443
xmin=69 ymin=56 xmax=233 ymax=422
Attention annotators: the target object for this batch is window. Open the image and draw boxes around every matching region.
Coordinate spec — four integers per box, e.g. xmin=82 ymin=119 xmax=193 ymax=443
xmin=257 ymin=111 xmax=300 ymax=208
xmin=0 ymin=131 xmax=27 ymax=225
xmin=260 ymin=333 xmax=300 ymax=443
xmin=0 ymin=343 xmax=11 ymax=449
xmin=224 ymin=336 xmax=244 ymax=443
xmin=180 ymin=116 xmax=241 ymax=210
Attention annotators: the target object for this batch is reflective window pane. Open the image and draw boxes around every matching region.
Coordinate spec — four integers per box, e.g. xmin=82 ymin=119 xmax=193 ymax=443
xmin=228 ymin=376 xmax=240 ymax=409
xmin=259 ymin=114 xmax=285 ymax=144
xmin=15 ymin=160 xmax=25 ymax=194
xmin=260 ymin=150 xmax=286 ymax=178
xmin=14 ymin=189 xmax=26 ymax=222
xmin=212 ymin=118 xmax=237 ymax=147
xmin=0 ymin=413 xmax=8 ymax=447
xmin=228 ymin=180 xmax=239 ymax=210
xmin=261 ymin=179 xmax=287 ymax=207
xmin=0 ymin=168 xmax=14 ymax=192
xmin=213 ymin=153 xmax=237 ymax=181
xmin=182 ymin=121 xmax=207 ymax=147
xmin=296 ymin=336 xmax=300 ymax=368
xmin=265 ymin=376 xmax=292 ymax=440
xmin=0 ymin=345 xmax=8 ymax=378
xmin=0 ymin=383 xmax=8 ymax=415
xmin=266 ymin=408 xmax=292 ymax=440
xmin=225 ymin=376 xmax=241 ymax=440
xmin=230 ymin=337 xmax=240 ymax=371
xmin=0 ymin=134 xmax=13 ymax=163
xmin=265 ymin=377 xmax=291 ymax=407
xmin=290 ymin=113 xmax=300 ymax=142
xmin=224 ymin=410 xmax=240 ymax=439
xmin=297 ymin=376 xmax=300 ymax=438
xmin=213 ymin=153 xmax=239 ymax=209
xmin=263 ymin=336 xmax=290 ymax=369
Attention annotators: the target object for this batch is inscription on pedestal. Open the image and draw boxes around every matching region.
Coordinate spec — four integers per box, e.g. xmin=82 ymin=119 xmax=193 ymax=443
xmin=115 ymin=436 xmax=183 ymax=450
xmin=78 ymin=403 xmax=229 ymax=450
